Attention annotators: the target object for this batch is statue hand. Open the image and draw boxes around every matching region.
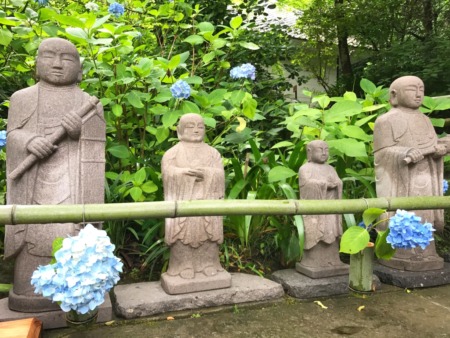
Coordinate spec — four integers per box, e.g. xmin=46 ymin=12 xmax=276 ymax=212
xmin=62 ymin=111 xmax=82 ymax=139
xmin=185 ymin=168 xmax=204 ymax=181
xmin=27 ymin=136 xmax=57 ymax=159
xmin=433 ymin=144 xmax=447 ymax=158
xmin=405 ymin=149 xmax=424 ymax=164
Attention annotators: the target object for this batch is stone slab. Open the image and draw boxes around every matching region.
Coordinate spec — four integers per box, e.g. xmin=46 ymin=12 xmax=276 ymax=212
xmin=113 ymin=272 xmax=284 ymax=319
xmin=160 ymin=270 xmax=231 ymax=295
xmin=271 ymin=268 xmax=381 ymax=299
xmin=0 ymin=293 xmax=112 ymax=330
xmin=295 ymin=262 xmax=349 ymax=279
xmin=373 ymin=262 xmax=450 ymax=288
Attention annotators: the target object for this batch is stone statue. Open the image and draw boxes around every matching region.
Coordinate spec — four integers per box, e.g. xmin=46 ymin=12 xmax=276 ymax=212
xmin=160 ymin=113 xmax=231 ymax=294
xmin=5 ymin=37 xmax=105 ymax=312
xmin=373 ymin=75 xmax=449 ymax=271
xmin=296 ymin=140 xmax=348 ymax=278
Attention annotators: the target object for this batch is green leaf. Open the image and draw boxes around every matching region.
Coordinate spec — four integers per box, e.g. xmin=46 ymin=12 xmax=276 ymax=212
xmin=129 ymin=187 xmax=143 ymax=202
xmin=271 ymin=141 xmax=294 ymax=149
xmin=66 ymin=27 xmax=89 ymax=41
xmin=55 ymin=14 xmax=85 ymax=28
xmin=155 ymin=126 xmax=170 ymax=144
xmin=134 ymin=168 xmax=147 ymax=185
xmin=242 ymin=93 xmax=257 ymax=119
xmin=313 ymin=95 xmax=330 ymax=109
xmin=141 ymin=181 xmax=158 ymax=194
xmin=202 ymin=51 xmax=216 ymax=65
xmin=0 ymin=28 xmax=12 ymax=46
xmin=343 ymin=91 xmax=357 ymax=101
xmin=268 ymin=166 xmax=297 ymax=183
xmin=0 ymin=18 xmax=19 ymax=26
xmin=0 ymin=284 xmax=12 ymax=293
xmin=126 ymin=91 xmax=144 ymax=108
xmin=360 ymin=78 xmax=376 ymax=94
xmin=340 ymin=226 xmax=370 ymax=254
xmin=230 ymin=16 xmax=243 ymax=29
xmin=162 ymin=110 xmax=181 ymax=128
xmin=341 ymin=125 xmax=371 ymax=142
xmin=375 ymin=230 xmax=395 ymax=260
xmin=181 ymin=101 xmax=200 ymax=114
xmin=183 ymin=34 xmax=204 ymax=45
xmin=197 ymin=22 xmax=215 ymax=32
xmin=50 ymin=237 xmax=64 ymax=264
xmin=326 ymin=101 xmax=362 ymax=123
xmin=107 ymin=145 xmax=130 ymax=159
xmin=327 ymin=138 xmax=368 ymax=158
xmin=238 ymin=42 xmax=260 ymax=50
xmin=431 ymin=118 xmax=445 ymax=127
xmin=111 ymin=104 xmax=123 ymax=117
xmin=362 ymin=208 xmax=386 ymax=227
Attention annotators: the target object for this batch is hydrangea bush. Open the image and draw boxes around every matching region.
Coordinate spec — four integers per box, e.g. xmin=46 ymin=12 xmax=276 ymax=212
xmin=230 ymin=63 xmax=256 ymax=80
xmin=340 ymin=208 xmax=435 ymax=259
xmin=31 ymin=224 xmax=123 ymax=314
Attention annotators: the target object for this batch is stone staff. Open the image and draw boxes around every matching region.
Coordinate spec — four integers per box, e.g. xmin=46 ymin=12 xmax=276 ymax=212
xmin=9 ymin=96 xmax=99 ymax=180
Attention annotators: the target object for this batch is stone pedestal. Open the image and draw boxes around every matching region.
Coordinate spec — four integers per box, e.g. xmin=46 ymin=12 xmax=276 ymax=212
xmin=161 ymin=270 xmax=231 ymax=295
xmin=373 ymin=262 xmax=450 ymax=288
xmin=295 ymin=262 xmax=349 ymax=279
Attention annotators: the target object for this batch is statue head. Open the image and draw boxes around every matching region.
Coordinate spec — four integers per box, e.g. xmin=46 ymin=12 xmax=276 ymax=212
xmin=36 ymin=38 xmax=82 ymax=86
xmin=307 ymin=140 xmax=329 ymax=164
xmin=389 ymin=76 xmax=424 ymax=109
xmin=177 ymin=113 xmax=205 ymax=143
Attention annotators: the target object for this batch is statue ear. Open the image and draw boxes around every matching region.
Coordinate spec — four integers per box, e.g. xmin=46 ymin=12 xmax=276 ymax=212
xmin=176 ymin=125 xmax=182 ymax=140
xmin=390 ymin=89 xmax=398 ymax=106
xmin=77 ymin=70 xmax=82 ymax=83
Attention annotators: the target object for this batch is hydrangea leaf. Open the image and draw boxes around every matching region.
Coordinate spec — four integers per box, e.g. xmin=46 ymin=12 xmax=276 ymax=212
xmin=340 ymin=226 xmax=370 ymax=254
xmin=362 ymin=208 xmax=386 ymax=228
xmin=375 ymin=230 xmax=395 ymax=260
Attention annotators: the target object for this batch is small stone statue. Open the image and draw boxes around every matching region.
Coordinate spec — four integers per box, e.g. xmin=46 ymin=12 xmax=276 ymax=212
xmin=160 ymin=113 xmax=231 ymax=294
xmin=5 ymin=38 xmax=105 ymax=312
xmin=373 ymin=75 xmax=449 ymax=271
xmin=296 ymin=140 xmax=348 ymax=278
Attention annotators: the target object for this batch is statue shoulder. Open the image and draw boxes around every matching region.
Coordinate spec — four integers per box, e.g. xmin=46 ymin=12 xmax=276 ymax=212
xmin=10 ymin=85 xmax=38 ymax=104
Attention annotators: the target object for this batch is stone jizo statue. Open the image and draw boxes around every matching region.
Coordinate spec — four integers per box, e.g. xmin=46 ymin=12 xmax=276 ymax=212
xmin=5 ymin=37 xmax=105 ymax=312
xmin=373 ymin=75 xmax=449 ymax=271
xmin=160 ymin=113 xmax=231 ymax=294
xmin=296 ymin=140 xmax=348 ymax=278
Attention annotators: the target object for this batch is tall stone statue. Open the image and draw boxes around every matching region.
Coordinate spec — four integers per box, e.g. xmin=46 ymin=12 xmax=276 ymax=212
xmin=296 ymin=140 xmax=348 ymax=278
xmin=373 ymin=75 xmax=448 ymax=271
xmin=5 ymin=38 xmax=105 ymax=312
xmin=160 ymin=113 xmax=231 ymax=294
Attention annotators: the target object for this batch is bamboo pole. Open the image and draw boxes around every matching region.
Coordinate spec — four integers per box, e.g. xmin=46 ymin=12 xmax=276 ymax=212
xmin=1 ymin=196 xmax=450 ymax=224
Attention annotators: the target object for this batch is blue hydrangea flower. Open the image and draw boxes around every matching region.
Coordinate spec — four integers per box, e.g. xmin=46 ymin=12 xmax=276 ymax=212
xmin=35 ymin=0 xmax=49 ymax=5
xmin=386 ymin=209 xmax=435 ymax=250
xmin=31 ymin=224 xmax=123 ymax=314
xmin=443 ymin=180 xmax=448 ymax=194
xmin=230 ymin=63 xmax=256 ymax=80
xmin=0 ymin=130 xmax=6 ymax=148
xmin=108 ymin=2 xmax=125 ymax=17
xmin=170 ymin=80 xmax=191 ymax=99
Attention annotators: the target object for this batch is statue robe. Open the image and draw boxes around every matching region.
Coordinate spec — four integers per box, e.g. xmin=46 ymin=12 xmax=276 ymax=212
xmin=162 ymin=142 xmax=224 ymax=248
xmin=299 ymin=161 xmax=343 ymax=250
xmin=5 ymin=82 xmax=105 ymax=311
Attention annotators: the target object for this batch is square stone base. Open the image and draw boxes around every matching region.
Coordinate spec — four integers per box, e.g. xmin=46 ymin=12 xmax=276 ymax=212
xmin=0 ymin=293 xmax=113 ymax=329
xmin=113 ymin=273 xmax=284 ymax=319
xmin=295 ymin=262 xmax=349 ymax=279
xmin=271 ymin=269 xmax=381 ymax=299
xmin=373 ymin=262 xmax=450 ymax=288
xmin=161 ymin=270 xmax=232 ymax=295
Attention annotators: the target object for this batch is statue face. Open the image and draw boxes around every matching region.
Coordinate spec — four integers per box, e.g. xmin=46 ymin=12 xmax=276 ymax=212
xmin=36 ymin=40 xmax=81 ymax=86
xmin=179 ymin=118 xmax=205 ymax=142
xmin=393 ymin=80 xmax=424 ymax=109
xmin=309 ymin=142 xmax=329 ymax=164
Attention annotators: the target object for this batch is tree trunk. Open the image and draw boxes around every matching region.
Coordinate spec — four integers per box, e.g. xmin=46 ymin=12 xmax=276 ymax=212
xmin=334 ymin=0 xmax=353 ymax=90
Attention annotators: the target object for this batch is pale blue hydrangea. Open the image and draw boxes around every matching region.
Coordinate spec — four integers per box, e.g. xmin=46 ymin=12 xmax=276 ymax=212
xmin=85 ymin=2 xmax=99 ymax=11
xmin=35 ymin=0 xmax=49 ymax=5
xmin=443 ymin=180 xmax=448 ymax=194
xmin=31 ymin=224 xmax=123 ymax=314
xmin=0 ymin=130 xmax=6 ymax=148
xmin=108 ymin=2 xmax=125 ymax=17
xmin=386 ymin=209 xmax=435 ymax=250
xmin=170 ymin=80 xmax=191 ymax=99
xmin=230 ymin=63 xmax=256 ymax=80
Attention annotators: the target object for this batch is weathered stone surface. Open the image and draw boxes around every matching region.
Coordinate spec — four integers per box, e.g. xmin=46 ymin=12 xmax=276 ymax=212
xmin=373 ymin=75 xmax=448 ymax=272
xmin=161 ymin=113 xmax=228 ymax=294
xmin=113 ymin=273 xmax=284 ymax=319
xmin=0 ymin=293 xmax=112 ymax=329
xmin=271 ymin=269 xmax=381 ymax=299
xmin=5 ymin=37 xmax=105 ymax=312
xmin=373 ymin=262 xmax=450 ymax=288
xmin=160 ymin=270 xmax=231 ymax=294
xmin=295 ymin=261 xmax=349 ymax=279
